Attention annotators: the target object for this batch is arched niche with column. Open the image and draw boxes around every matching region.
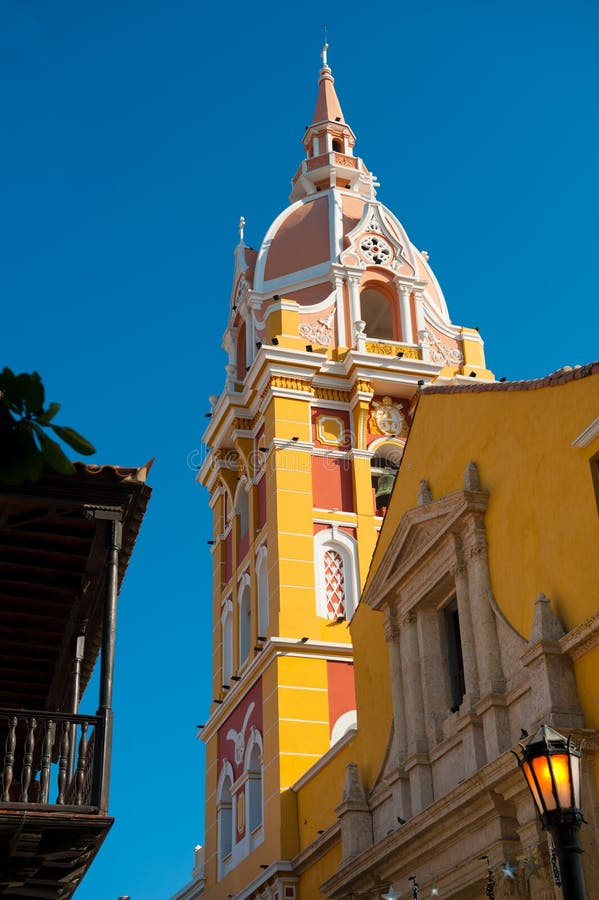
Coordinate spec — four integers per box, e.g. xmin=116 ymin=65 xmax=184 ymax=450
xmin=244 ymin=728 xmax=264 ymax=844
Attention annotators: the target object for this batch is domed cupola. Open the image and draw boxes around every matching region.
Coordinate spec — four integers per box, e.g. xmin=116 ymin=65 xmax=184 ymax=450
xmin=220 ymin=45 xmax=492 ymax=387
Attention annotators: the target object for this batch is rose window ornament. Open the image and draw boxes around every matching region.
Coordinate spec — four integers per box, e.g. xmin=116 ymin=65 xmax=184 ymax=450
xmin=359 ymin=234 xmax=392 ymax=266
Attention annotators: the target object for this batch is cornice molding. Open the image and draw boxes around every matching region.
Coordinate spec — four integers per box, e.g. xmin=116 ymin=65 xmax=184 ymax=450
xmin=571 ymin=415 xmax=599 ymax=448
xmin=200 ymin=637 xmax=354 ymax=742
xmin=560 ymin=609 xmax=599 ymax=660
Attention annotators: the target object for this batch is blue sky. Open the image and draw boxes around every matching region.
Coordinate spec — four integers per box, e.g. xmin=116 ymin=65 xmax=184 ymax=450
xmin=1 ymin=1 xmax=598 ymax=898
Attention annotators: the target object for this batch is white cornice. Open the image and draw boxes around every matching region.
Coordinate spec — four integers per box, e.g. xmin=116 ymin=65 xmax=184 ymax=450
xmin=261 ymin=261 xmax=333 ymax=294
xmin=199 ymin=637 xmax=354 ymax=743
xmin=571 ymin=416 xmax=599 ymax=448
xmin=233 ymin=861 xmax=296 ymax=900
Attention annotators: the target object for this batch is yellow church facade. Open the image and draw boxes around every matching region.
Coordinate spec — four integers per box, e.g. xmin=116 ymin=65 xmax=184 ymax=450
xmin=171 ymin=45 xmax=598 ymax=900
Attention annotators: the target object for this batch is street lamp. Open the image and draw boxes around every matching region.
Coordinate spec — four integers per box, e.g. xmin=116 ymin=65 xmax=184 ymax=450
xmin=514 ymin=724 xmax=586 ymax=900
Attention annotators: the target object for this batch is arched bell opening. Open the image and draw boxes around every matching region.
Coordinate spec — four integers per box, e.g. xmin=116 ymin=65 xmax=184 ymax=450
xmin=370 ymin=439 xmax=405 ymax=516
xmin=360 ymin=287 xmax=397 ymax=341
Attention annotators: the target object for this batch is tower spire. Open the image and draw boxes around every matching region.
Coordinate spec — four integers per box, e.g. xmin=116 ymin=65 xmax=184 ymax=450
xmin=312 ymin=38 xmax=344 ymax=125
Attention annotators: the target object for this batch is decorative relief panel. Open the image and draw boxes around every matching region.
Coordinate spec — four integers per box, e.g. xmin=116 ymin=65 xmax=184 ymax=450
xmin=365 ymin=341 xmax=420 ymax=359
xmin=420 ymin=328 xmax=464 ymax=365
xmin=299 ymin=309 xmax=335 ymax=346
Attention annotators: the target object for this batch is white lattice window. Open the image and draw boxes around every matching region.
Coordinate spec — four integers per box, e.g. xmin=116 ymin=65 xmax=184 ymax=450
xmin=314 ymin=528 xmax=359 ymax=621
xmin=324 ymin=549 xmax=346 ymax=619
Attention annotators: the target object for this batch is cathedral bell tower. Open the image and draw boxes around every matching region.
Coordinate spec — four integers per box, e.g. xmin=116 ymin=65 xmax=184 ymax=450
xmin=196 ymin=45 xmax=492 ymax=899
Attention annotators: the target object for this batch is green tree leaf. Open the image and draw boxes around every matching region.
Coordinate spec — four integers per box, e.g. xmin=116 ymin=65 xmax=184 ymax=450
xmin=50 ymin=425 xmax=95 ymax=456
xmin=0 ymin=367 xmax=23 ymax=414
xmin=16 ymin=372 xmax=44 ymax=416
xmin=37 ymin=402 xmax=61 ymax=425
xmin=19 ymin=425 xmax=45 ymax=482
xmin=35 ymin=428 xmax=76 ymax=474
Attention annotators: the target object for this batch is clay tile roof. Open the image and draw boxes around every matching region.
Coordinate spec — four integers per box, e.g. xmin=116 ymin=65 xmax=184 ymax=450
xmin=424 ymin=361 xmax=599 ymax=395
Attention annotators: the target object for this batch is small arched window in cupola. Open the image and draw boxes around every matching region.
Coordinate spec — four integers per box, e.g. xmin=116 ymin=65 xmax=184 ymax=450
xmin=332 ymin=138 xmax=342 ymax=152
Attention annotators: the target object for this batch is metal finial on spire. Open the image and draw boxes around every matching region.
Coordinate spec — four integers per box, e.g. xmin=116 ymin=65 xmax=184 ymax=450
xmin=321 ymin=24 xmax=329 ymax=69
xmin=238 ymin=216 xmax=246 ymax=242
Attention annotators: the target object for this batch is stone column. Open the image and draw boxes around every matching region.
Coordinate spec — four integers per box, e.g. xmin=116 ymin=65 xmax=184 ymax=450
xmin=465 ymin=520 xmax=504 ymax=696
xmin=451 ymin=553 xmax=480 ymax=707
xmin=384 ymin=607 xmax=407 ymax=763
xmin=416 ymin=605 xmax=447 ymax=744
xmin=413 ymin=289 xmax=426 ymax=339
xmin=333 ymin=273 xmax=347 ymax=347
xmin=396 ymin=282 xmax=413 ymax=344
xmin=401 ymin=610 xmax=433 ymax=813
xmin=348 ymin=274 xmax=361 ymax=331
xmin=465 ymin=517 xmax=509 ymax=758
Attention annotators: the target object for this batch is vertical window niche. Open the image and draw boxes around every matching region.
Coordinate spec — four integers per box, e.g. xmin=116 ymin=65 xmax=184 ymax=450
xmin=239 ymin=581 xmax=251 ymax=666
xmin=221 ymin=598 xmax=233 ymax=684
xmin=236 ymin=322 xmax=247 ymax=382
xmin=217 ymin=766 xmax=233 ymax=869
xmin=444 ymin=598 xmax=465 ymax=713
xmin=247 ymin=741 xmax=263 ymax=835
xmin=236 ymin=482 xmax=250 ymax=562
xmin=256 ymin=546 xmax=269 ymax=637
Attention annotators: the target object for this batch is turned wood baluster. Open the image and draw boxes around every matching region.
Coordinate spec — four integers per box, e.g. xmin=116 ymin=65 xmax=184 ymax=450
xmin=19 ymin=717 xmax=37 ymax=802
xmin=56 ymin=719 xmax=70 ymax=804
xmin=75 ymin=721 xmax=89 ymax=805
xmin=40 ymin=719 xmax=54 ymax=804
xmin=1 ymin=716 xmax=18 ymax=801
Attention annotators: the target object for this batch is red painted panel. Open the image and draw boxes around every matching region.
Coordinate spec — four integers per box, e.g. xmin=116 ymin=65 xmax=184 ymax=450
xmin=312 ymin=455 xmax=353 ymax=511
xmin=238 ymin=530 xmax=249 ymax=563
xmin=224 ymin=531 xmax=232 ymax=583
xmin=257 ymin=475 xmax=266 ymax=530
xmin=217 ymin=680 xmax=263 ymax=840
xmin=327 ymin=661 xmax=356 ymax=738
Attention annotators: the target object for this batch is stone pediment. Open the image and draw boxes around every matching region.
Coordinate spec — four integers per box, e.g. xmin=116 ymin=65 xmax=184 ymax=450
xmin=340 ymin=201 xmax=415 ymax=275
xmin=363 ymin=488 xmax=489 ymax=610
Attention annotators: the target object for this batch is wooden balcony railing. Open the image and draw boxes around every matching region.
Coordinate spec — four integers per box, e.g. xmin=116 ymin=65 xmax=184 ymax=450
xmin=0 ymin=707 xmax=108 ymax=811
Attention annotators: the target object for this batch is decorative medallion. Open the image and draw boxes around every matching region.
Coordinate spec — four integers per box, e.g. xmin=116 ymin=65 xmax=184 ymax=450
xmin=368 ymin=396 xmax=407 ymax=437
xmin=359 ymin=234 xmax=393 ymax=266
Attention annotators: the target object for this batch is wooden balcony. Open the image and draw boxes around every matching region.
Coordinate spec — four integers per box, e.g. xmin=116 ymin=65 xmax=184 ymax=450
xmin=0 ymin=463 xmax=151 ymax=898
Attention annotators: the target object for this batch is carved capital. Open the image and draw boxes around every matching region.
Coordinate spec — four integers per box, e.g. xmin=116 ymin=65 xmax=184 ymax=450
xmin=451 ymin=560 xmax=467 ymax=578
xmin=400 ymin=609 xmax=417 ymax=628
xmin=384 ymin=609 xmax=401 ymax=643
